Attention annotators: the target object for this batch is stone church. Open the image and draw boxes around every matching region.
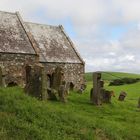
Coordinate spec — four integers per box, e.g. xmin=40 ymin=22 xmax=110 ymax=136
xmin=0 ymin=11 xmax=85 ymax=90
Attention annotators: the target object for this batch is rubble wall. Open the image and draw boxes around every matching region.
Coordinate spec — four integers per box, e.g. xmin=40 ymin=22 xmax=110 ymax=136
xmin=0 ymin=53 xmax=37 ymax=86
xmin=43 ymin=63 xmax=85 ymax=90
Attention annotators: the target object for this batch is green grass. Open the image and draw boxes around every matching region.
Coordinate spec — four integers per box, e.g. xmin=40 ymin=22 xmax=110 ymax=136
xmin=0 ymin=72 xmax=140 ymax=140
xmin=85 ymin=72 xmax=140 ymax=82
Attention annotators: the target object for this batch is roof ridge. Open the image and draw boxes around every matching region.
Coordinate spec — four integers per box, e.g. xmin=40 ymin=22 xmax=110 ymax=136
xmin=25 ymin=21 xmax=58 ymax=28
xmin=59 ymin=25 xmax=85 ymax=65
xmin=0 ymin=10 xmax=15 ymax=15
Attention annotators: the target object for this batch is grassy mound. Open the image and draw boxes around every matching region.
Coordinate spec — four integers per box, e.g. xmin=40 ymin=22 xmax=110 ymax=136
xmin=0 ymin=82 xmax=140 ymax=140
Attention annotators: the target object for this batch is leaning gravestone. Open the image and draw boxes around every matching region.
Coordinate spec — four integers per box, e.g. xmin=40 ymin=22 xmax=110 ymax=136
xmin=118 ymin=91 xmax=127 ymax=101
xmin=24 ymin=64 xmax=48 ymax=100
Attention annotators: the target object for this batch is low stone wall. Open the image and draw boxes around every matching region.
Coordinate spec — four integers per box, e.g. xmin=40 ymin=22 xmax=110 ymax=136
xmin=42 ymin=63 xmax=85 ymax=90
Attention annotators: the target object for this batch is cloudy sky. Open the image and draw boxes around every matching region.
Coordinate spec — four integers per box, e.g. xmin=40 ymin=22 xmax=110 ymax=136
xmin=1 ymin=0 xmax=140 ymax=73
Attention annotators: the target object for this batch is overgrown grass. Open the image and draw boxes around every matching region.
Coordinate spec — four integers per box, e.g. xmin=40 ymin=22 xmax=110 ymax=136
xmin=0 ymin=72 xmax=140 ymax=140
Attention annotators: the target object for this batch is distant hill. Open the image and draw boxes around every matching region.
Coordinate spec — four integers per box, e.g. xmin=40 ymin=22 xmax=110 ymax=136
xmin=85 ymin=72 xmax=140 ymax=82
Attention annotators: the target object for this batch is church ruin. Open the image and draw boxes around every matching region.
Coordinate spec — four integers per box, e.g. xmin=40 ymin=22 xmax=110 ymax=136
xmin=0 ymin=11 xmax=85 ymax=91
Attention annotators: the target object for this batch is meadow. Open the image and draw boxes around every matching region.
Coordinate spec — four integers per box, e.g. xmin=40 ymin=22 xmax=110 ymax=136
xmin=0 ymin=72 xmax=140 ymax=140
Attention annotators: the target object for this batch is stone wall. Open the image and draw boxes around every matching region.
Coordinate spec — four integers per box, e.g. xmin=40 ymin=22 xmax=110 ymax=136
xmin=0 ymin=53 xmax=38 ymax=87
xmin=0 ymin=52 xmax=84 ymax=91
xmin=42 ymin=63 xmax=85 ymax=90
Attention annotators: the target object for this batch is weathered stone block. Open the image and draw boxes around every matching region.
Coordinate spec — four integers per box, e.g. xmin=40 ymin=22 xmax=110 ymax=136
xmin=24 ymin=64 xmax=48 ymax=100
xmin=58 ymin=83 xmax=68 ymax=103
xmin=102 ymin=90 xmax=115 ymax=103
xmin=118 ymin=91 xmax=127 ymax=101
xmin=91 ymin=72 xmax=102 ymax=105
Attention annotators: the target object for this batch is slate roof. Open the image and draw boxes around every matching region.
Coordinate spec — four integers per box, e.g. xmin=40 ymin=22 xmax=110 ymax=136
xmin=0 ymin=10 xmax=84 ymax=64
xmin=0 ymin=11 xmax=36 ymax=54
xmin=26 ymin=22 xmax=83 ymax=64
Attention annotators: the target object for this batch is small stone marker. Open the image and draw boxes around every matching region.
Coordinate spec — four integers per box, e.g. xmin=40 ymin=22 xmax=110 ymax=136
xmin=118 ymin=91 xmax=127 ymax=101
xmin=102 ymin=90 xmax=115 ymax=103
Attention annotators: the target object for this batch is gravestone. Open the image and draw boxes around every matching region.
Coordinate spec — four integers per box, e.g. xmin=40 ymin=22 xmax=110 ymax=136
xmin=118 ymin=91 xmax=127 ymax=101
xmin=91 ymin=72 xmax=102 ymax=105
xmin=24 ymin=64 xmax=48 ymax=100
xmin=47 ymin=67 xmax=64 ymax=100
xmin=52 ymin=67 xmax=64 ymax=90
xmin=102 ymin=90 xmax=115 ymax=103
xmin=58 ymin=81 xmax=68 ymax=103
xmin=90 ymin=72 xmax=115 ymax=105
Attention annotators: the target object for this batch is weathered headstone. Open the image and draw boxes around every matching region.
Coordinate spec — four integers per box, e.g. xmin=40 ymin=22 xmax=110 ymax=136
xmin=91 ymin=72 xmax=102 ymax=105
xmin=138 ymin=97 xmax=140 ymax=108
xmin=102 ymin=90 xmax=115 ymax=103
xmin=118 ymin=91 xmax=127 ymax=101
xmin=47 ymin=66 xmax=64 ymax=100
xmin=90 ymin=73 xmax=115 ymax=105
xmin=52 ymin=67 xmax=64 ymax=91
xmin=24 ymin=64 xmax=48 ymax=100
xmin=58 ymin=81 xmax=68 ymax=103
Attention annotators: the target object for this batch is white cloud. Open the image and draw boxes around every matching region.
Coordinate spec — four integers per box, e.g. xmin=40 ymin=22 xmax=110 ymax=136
xmin=1 ymin=0 xmax=140 ymax=73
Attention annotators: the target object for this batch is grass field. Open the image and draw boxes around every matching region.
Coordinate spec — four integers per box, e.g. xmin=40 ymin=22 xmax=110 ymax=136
xmin=0 ymin=72 xmax=140 ymax=140
xmin=85 ymin=71 xmax=140 ymax=82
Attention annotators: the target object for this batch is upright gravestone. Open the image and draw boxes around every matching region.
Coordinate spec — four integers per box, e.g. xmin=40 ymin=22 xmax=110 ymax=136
xmin=90 ymin=72 xmax=114 ymax=105
xmin=58 ymin=81 xmax=68 ymax=103
xmin=52 ymin=67 xmax=64 ymax=91
xmin=48 ymin=67 xmax=64 ymax=100
xmin=91 ymin=72 xmax=102 ymax=105
xmin=24 ymin=64 xmax=48 ymax=100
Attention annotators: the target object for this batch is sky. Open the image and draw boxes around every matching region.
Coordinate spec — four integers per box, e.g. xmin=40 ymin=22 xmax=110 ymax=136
xmin=1 ymin=0 xmax=140 ymax=73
